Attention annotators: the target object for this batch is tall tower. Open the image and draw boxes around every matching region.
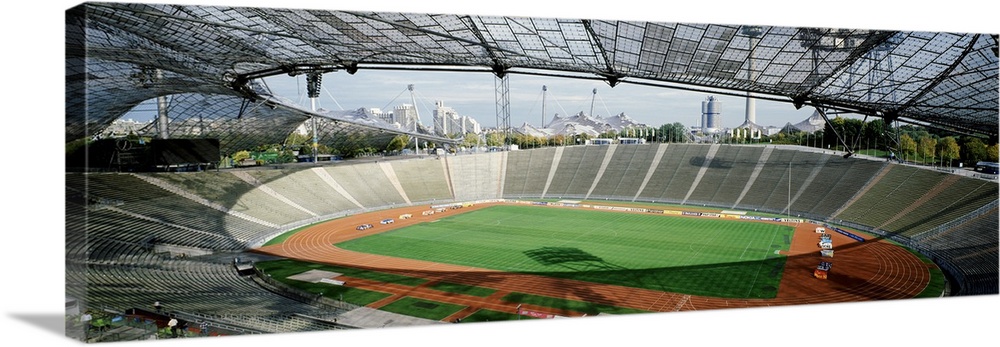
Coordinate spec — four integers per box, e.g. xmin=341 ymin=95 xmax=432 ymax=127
xmin=701 ymin=96 xmax=721 ymax=133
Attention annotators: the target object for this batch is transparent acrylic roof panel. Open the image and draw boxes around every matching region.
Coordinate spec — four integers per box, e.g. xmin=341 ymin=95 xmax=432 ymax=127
xmin=73 ymin=3 xmax=999 ymax=139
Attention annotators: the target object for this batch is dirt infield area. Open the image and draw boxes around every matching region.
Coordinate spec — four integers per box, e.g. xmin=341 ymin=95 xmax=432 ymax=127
xmin=252 ymin=202 xmax=933 ymax=320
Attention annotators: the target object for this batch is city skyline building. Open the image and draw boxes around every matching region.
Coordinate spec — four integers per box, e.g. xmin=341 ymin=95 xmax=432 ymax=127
xmin=393 ymin=104 xmax=420 ymax=132
xmin=433 ymin=101 xmax=483 ymax=137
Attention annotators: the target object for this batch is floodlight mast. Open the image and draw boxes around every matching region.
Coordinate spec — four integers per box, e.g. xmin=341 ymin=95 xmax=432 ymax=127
xmin=589 ymin=88 xmax=597 ymax=118
xmin=155 ymin=68 xmax=169 ymax=140
xmin=306 ymin=71 xmax=323 ymax=163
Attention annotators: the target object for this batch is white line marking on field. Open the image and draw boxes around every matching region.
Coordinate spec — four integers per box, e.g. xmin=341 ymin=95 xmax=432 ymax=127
xmin=745 ymin=227 xmax=781 ymax=297
xmin=738 ymin=240 xmax=754 ymax=260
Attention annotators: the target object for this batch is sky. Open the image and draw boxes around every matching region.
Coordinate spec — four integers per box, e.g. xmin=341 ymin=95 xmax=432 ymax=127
xmin=2 ymin=1 xmax=998 ymax=347
xmin=260 ymin=67 xmax=817 ymax=130
xmin=130 ymin=67 xmax=810 ymax=130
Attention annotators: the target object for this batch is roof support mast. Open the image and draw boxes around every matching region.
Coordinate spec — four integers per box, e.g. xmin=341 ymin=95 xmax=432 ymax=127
xmin=155 ymin=69 xmax=170 ymax=140
xmin=465 ymin=15 xmax=512 ymax=149
xmin=589 ymin=88 xmax=597 ymax=118
xmin=742 ymin=26 xmax=764 ymax=128
xmin=541 ymin=85 xmax=547 ymax=128
xmin=495 ymin=72 xmax=511 ymax=149
xmin=814 ymin=107 xmax=856 ymax=158
xmin=408 ymin=84 xmax=421 ymax=154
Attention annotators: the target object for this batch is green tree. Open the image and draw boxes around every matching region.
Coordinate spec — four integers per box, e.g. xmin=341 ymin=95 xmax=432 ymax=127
xmin=461 ymin=134 xmax=480 ymax=149
xmin=824 ymin=117 xmax=865 ymax=151
xmin=917 ymin=136 xmax=937 ymax=164
xmin=276 ymin=150 xmax=296 ymax=163
xmin=512 ymin=133 xmax=528 ymax=148
xmin=898 ymin=125 xmax=931 ymax=144
xmin=657 ymin=122 xmax=688 ymax=143
xmin=771 ymin=131 xmax=787 ymax=144
xmin=232 ymin=150 xmax=251 ymax=164
xmin=986 ymin=143 xmax=999 ymax=162
xmin=66 ymin=137 xmax=91 ymax=154
xmin=898 ymin=133 xmax=917 ymax=160
xmin=937 ymin=136 xmax=960 ymax=166
xmin=960 ymin=137 xmax=988 ymax=166
xmin=524 ymin=134 xmax=539 ymax=148
xmin=549 ymin=134 xmax=567 ymax=146
xmin=598 ymin=130 xmax=618 ymax=139
xmin=486 ymin=132 xmax=505 ymax=147
xmin=824 ymin=117 xmax=844 ymax=150
xmin=862 ymin=118 xmax=888 ymax=149
xmin=386 ymin=135 xmax=411 ymax=152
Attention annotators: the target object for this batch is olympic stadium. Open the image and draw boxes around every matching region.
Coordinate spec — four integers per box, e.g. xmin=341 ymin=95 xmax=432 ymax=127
xmin=64 ymin=2 xmax=998 ymax=344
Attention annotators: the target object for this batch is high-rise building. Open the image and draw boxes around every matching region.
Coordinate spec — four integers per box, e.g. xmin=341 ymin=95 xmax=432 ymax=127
xmin=393 ymin=104 xmax=420 ymax=131
xmin=433 ymin=101 xmax=458 ymax=136
xmin=433 ymin=101 xmax=482 ymax=137
xmin=461 ymin=115 xmax=482 ymax=135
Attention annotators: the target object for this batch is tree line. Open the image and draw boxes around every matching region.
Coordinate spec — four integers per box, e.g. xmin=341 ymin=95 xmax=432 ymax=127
xmin=221 ymin=117 xmax=997 ymax=169
xmin=766 ymin=117 xmax=997 ymax=167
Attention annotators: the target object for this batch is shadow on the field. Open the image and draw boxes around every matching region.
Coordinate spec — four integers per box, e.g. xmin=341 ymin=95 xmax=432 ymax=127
xmin=518 ymin=246 xmax=777 ymax=298
xmin=522 ymin=247 xmax=627 ymax=272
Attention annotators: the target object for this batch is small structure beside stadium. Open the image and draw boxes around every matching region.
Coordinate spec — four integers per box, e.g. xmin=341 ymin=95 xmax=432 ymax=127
xmin=814 ymin=261 xmax=833 ymax=280
xmin=819 ymin=233 xmax=833 ymax=249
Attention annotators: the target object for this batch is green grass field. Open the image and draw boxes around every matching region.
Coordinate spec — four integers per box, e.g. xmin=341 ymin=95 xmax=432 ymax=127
xmin=255 ymin=259 xmax=416 ymax=306
xmin=335 ymin=205 xmax=794 ymax=299
xmin=460 ymin=309 xmax=534 ymax=323
xmin=377 ymin=297 xmax=467 ymax=320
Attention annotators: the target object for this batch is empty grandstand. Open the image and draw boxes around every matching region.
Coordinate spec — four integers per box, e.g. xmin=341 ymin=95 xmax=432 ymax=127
xmin=67 ymin=145 xmax=998 ymax=311
xmin=66 ymin=145 xmax=999 ymax=342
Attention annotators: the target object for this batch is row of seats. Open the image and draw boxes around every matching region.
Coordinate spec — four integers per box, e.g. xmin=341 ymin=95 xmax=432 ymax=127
xmin=503 ymin=147 xmax=557 ymax=197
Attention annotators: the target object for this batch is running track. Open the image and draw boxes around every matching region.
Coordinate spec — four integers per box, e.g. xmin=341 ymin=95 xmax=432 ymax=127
xmin=253 ymin=202 xmax=933 ymax=319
